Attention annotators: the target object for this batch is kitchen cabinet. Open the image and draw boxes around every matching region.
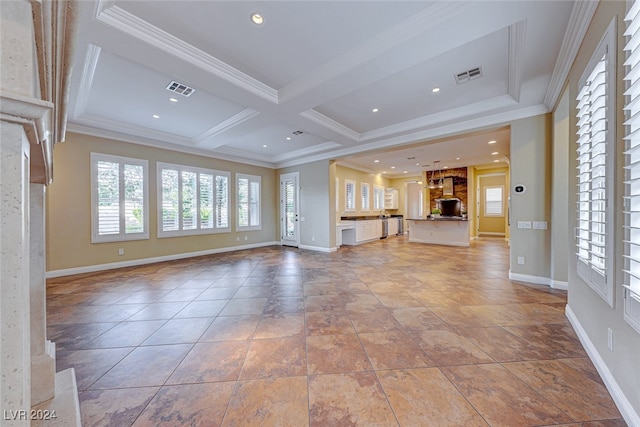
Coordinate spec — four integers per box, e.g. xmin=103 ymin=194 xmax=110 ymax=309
xmin=341 ymin=219 xmax=382 ymax=245
xmin=385 ymin=188 xmax=399 ymax=209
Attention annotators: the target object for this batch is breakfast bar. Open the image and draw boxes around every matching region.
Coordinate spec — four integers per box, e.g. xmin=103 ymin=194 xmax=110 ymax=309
xmin=406 ymin=217 xmax=470 ymax=247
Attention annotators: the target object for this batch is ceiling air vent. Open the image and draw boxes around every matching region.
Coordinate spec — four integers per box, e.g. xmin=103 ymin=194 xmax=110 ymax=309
xmin=292 ymin=130 xmax=303 ymax=135
xmin=454 ymin=66 xmax=482 ymax=84
xmin=166 ymin=80 xmax=196 ymax=97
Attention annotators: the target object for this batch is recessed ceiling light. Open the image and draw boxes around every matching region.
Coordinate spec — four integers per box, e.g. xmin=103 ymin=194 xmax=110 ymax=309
xmin=416 ymin=163 xmax=420 ymax=166
xmin=169 ymin=98 xmax=178 ymax=103
xmin=443 ymin=166 xmax=449 ymax=169
xmin=251 ymin=13 xmax=264 ymax=25
xmin=152 ymin=114 xmax=159 ymax=119
xmin=286 ymin=137 xmax=291 ymax=140
xmin=488 ymin=140 xmax=497 ymax=144
xmin=456 ymin=157 xmax=460 ymax=160
xmin=432 ymin=87 xmax=440 ymax=93
xmin=493 ymin=159 xmax=500 ymax=163
xmin=382 ymin=171 xmax=387 ymax=174
xmin=263 ymin=144 xmax=267 ymax=148
xmin=491 ymin=151 xmax=499 ymax=155
xmin=374 ymin=160 xmax=380 ymax=163
xmin=390 ymin=166 xmax=396 ymax=169
xmin=403 ymin=171 xmax=408 ymax=173
xmin=372 ymin=108 xmax=379 ymax=113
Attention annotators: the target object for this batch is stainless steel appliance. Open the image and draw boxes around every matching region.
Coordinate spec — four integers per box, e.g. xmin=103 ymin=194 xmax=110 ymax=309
xmin=381 ymin=218 xmax=388 ymax=239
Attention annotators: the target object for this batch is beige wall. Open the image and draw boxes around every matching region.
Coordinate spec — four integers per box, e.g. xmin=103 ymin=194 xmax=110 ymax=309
xmin=277 ymin=160 xmax=333 ymax=249
xmin=565 ymin=0 xmax=640 ymax=415
xmin=477 ymin=171 xmax=508 ymax=235
xmin=509 ymin=114 xmax=552 ymax=278
xmin=552 ymin=86 xmax=570 ymax=284
xmin=470 ymin=166 xmax=510 ymax=240
xmin=46 ymin=133 xmax=278 ymax=272
xmin=335 ymin=164 xmax=392 ymax=216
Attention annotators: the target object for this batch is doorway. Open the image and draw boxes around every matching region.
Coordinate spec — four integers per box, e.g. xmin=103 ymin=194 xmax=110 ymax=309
xmin=280 ymin=172 xmax=300 ymax=247
xmin=477 ymin=173 xmax=507 ymax=237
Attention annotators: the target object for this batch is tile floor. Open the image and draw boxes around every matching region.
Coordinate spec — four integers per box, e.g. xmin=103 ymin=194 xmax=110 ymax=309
xmin=46 ymin=236 xmax=627 ymax=426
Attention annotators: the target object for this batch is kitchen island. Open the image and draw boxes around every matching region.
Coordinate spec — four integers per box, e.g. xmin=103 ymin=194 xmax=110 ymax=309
xmin=407 ymin=217 xmax=469 ymax=247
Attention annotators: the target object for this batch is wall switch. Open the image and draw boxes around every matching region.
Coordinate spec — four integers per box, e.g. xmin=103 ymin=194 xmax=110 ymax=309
xmin=517 ymin=256 xmax=525 ymax=265
xmin=300 ymin=217 xmax=305 ymax=222
xmin=517 ymin=221 xmax=532 ymax=229
xmin=533 ymin=221 xmax=548 ymax=230
xmin=118 ymin=248 xmax=124 ymax=256
xmin=244 ymin=236 xmax=248 ymax=241
xmin=312 ymin=236 xmax=315 ymax=242
xmin=608 ymin=328 xmax=614 ymax=351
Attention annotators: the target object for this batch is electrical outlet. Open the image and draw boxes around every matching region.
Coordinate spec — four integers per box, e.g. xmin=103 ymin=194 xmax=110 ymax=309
xmin=608 ymin=328 xmax=614 ymax=351
xmin=312 ymin=236 xmax=315 ymax=242
xmin=118 ymin=248 xmax=124 ymax=256
xmin=236 ymin=237 xmax=240 ymax=241
xmin=244 ymin=236 xmax=248 ymax=241
xmin=517 ymin=256 xmax=525 ymax=265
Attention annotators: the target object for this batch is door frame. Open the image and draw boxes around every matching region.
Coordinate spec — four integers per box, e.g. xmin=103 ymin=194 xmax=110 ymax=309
xmin=476 ymin=172 xmax=507 ymax=237
xmin=280 ymin=172 xmax=300 ymax=247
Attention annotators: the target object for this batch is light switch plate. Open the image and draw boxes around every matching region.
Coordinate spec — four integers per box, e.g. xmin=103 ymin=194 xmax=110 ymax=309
xmin=533 ymin=221 xmax=548 ymax=230
xmin=517 ymin=221 xmax=532 ymax=229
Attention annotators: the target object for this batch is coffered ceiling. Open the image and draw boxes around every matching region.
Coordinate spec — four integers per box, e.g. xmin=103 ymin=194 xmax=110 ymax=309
xmin=67 ymin=1 xmax=596 ymax=176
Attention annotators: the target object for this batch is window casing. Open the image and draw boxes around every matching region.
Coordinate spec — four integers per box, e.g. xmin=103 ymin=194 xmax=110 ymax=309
xmin=361 ymin=182 xmax=371 ymax=212
xmin=158 ymin=162 xmax=230 ymax=237
xmin=237 ymin=173 xmax=261 ymax=231
xmin=575 ymin=19 xmax=616 ymax=307
xmin=373 ymin=185 xmax=385 ymax=210
xmin=345 ymin=180 xmax=356 ymax=212
xmin=624 ymin=1 xmax=640 ymax=332
xmin=484 ymin=186 xmax=504 ymax=216
xmin=91 ymin=153 xmax=149 ymax=243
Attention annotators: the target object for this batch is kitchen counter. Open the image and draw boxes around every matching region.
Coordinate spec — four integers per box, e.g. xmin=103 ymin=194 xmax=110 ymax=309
xmin=341 ymin=215 xmax=403 ymax=221
xmin=406 ymin=218 xmax=469 ymax=247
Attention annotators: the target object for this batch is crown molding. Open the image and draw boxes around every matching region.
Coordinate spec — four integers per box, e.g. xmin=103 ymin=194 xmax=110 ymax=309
xmin=508 ymin=21 xmax=526 ymax=103
xmin=67 ymin=123 xmax=276 ymax=169
xmin=543 ymin=0 xmax=599 ymax=110
xmin=72 ymin=114 xmax=194 ymax=146
xmin=96 ymin=4 xmax=279 ymax=104
xmin=194 ymin=108 xmax=260 ymax=146
xmin=271 ymin=141 xmax=342 ymax=163
xmin=361 ymin=95 xmax=516 ymax=142
xmin=277 ymin=103 xmax=547 ymax=169
xmin=73 ymin=43 xmax=101 ymax=119
xmin=300 ymin=109 xmax=360 ymax=141
xmin=335 ymin=160 xmax=379 ymax=175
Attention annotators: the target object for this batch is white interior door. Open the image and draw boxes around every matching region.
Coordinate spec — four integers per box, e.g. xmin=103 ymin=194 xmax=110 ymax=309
xmin=280 ymin=172 xmax=300 ymax=247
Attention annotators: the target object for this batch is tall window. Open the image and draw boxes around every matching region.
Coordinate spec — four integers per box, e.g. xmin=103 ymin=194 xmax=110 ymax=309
xmin=158 ymin=163 xmax=230 ymax=237
xmin=237 ymin=173 xmax=261 ymax=230
xmin=484 ymin=186 xmax=504 ymax=216
xmin=576 ymin=20 xmax=615 ymax=307
xmin=374 ymin=185 xmax=385 ymax=210
xmin=91 ymin=153 xmax=149 ymax=243
xmin=361 ymin=182 xmax=370 ymax=212
xmin=624 ymin=2 xmax=640 ymax=332
xmin=345 ymin=180 xmax=356 ymax=212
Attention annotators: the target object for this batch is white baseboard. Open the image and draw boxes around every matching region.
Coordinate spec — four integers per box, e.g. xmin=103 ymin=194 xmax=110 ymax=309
xmin=46 ymin=241 xmax=280 ymax=278
xmin=478 ymin=232 xmax=506 ymax=236
xmin=566 ymin=305 xmax=640 ymax=427
xmin=508 ymin=271 xmax=568 ymax=290
xmin=298 ymin=244 xmax=336 ymax=253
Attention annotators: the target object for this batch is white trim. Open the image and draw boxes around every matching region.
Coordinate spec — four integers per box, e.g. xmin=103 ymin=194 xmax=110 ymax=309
xmin=73 ymin=43 xmax=101 ymax=119
xmin=478 ymin=232 xmax=505 ymax=237
xmin=508 ymin=271 xmax=569 ymax=290
xmin=299 ymin=109 xmax=360 ymax=141
xmin=565 ymin=305 xmax=640 ymax=427
xmin=270 ymin=141 xmax=342 ymax=164
xmin=508 ymin=21 xmax=526 ymax=103
xmin=409 ymin=237 xmax=469 ymax=247
xmin=299 ymin=244 xmax=337 ymax=253
xmin=544 ymin=0 xmax=600 ymax=109
xmin=236 ymin=173 xmax=262 ymax=231
xmin=96 ymin=4 xmax=278 ymax=103
xmin=45 ymin=241 xmax=280 ymax=278
xmin=194 ymin=108 xmax=260 ymax=146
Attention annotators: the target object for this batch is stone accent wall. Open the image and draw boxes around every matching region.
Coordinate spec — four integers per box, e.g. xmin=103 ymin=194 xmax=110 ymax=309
xmin=427 ymin=167 xmax=468 ymax=212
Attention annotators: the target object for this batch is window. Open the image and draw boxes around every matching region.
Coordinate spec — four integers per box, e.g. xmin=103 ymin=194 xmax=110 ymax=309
xmin=158 ymin=162 xmax=230 ymax=237
xmin=624 ymin=2 xmax=640 ymax=332
xmin=345 ymin=179 xmax=356 ymax=212
xmin=91 ymin=153 xmax=149 ymax=242
xmin=237 ymin=173 xmax=261 ymax=230
xmin=576 ymin=19 xmax=615 ymax=307
xmin=373 ymin=185 xmax=385 ymax=210
xmin=484 ymin=186 xmax=504 ymax=216
xmin=361 ymin=182 xmax=370 ymax=212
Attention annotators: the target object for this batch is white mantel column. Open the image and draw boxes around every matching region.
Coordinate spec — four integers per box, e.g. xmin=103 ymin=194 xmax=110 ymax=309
xmin=30 ymin=184 xmax=55 ymax=406
xmin=0 ymin=120 xmax=32 ymax=425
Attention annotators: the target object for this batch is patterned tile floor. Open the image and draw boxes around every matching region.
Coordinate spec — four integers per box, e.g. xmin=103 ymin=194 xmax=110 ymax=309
xmin=46 ymin=236 xmax=627 ymax=426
